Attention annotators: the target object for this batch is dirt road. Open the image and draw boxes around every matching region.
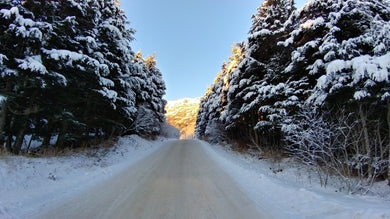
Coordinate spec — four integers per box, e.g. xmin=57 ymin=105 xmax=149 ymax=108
xmin=35 ymin=140 xmax=266 ymax=219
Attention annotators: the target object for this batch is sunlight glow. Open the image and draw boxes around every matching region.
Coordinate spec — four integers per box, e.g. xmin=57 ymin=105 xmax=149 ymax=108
xmin=165 ymin=98 xmax=201 ymax=139
xmin=205 ymin=43 xmax=245 ymax=97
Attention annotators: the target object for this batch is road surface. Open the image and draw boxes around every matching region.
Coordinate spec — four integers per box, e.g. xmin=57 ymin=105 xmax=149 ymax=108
xmin=34 ymin=140 xmax=266 ymax=219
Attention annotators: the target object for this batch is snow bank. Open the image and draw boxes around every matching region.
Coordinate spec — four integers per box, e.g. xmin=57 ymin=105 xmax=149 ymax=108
xmin=200 ymin=141 xmax=390 ymax=219
xmin=0 ymin=135 xmax=169 ymax=218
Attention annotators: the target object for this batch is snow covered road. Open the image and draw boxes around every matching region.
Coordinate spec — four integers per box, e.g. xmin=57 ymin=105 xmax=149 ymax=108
xmin=33 ymin=140 xmax=266 ymax=219
xmin=3 ymin=137 xmax=388 ymax=218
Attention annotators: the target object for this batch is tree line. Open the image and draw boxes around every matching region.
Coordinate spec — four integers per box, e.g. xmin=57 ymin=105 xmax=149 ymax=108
xmin=0 ymin=0 xmax=166 ymax=154
xmin=196 ymin=0 xmax=390 ymax=188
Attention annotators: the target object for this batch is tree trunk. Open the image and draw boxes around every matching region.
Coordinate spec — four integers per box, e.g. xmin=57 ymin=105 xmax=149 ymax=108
xmin=0 ymin=101 xmax=5 ymax=144
xmin=254 ymin=129 xmax=259 ymax=147
xmin=0 ymin=100 xmax=7 ymax=150
xmin=41 ymin=120 xmax=53 ymax=149
xmin=42 ymin=133 xmax=52 ymax=148
xmin=56 ymin=131 xmax=65 ymax=148
xmin=1 ymin=81 xmax=13 ymax=152
xmin=387 ymin=99 xmax=390 ymax=186
xmin=56 ymin=122 xmax=68 ymax=148
xmin=12 ymin=128 xmax=25 ymax=154
xmin=2 ymin=103 xmax=12 ymax=153
xmin=26 ymin=134 xmax=34 ymax=152
xmin=359 ymin=104 xmax=372 ymax=178
xmin=5 ymin=134 xmax=12 ymax=153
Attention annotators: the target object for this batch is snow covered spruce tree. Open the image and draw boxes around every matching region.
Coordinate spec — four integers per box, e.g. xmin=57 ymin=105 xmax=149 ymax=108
xmin=280 ymin=0 xmax=390 ymax=184
xmin=90 ymin=0 xmax=140 ymax=137
xmin=197 ymin=0 xmax=390 ymax=184
xmin=195 ymin=43 xmax=245 ymax=143
xmin=0 ymin=0 xmax=56 ymax=153
xmin=219 ymin=0 xmax=295 ymax=151
xmin=130 ymin=51 xmax=166 ymax=136
xmin=40 ymin=0 xmax=112 ymax=147
xmin=0 ymin=0 xmax=167 ymax=154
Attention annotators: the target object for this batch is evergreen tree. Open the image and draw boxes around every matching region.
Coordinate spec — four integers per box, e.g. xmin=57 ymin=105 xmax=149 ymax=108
xmin=0 ymin=0 xmax=56 ymax=153
xmin=221 ymin=0 xmax=295 ymax=150
xmin=0 ymin=0 xmax=167 ymax=154
xmin=281 ymin=0 xmax=390 ymax=181
xmin=196 ymin=0 xmax=390 ymax=184
xmin=40 ymin=0 xmax=115 ymax=147
xmin=196 ymin=43 xmax=245 ymax=142
xmin=91 ymin=0 xmax=139 ymax=136
xmin=130 ymin=51 xmax=166 ymax=136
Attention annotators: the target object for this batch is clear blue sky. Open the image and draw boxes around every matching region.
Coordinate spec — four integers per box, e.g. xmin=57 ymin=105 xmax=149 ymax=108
xmin=121 ymin=0 xmax=308 ymax=101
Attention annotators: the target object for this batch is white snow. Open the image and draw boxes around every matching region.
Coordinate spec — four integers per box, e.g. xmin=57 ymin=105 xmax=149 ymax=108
xmin=326 ymin=59 xmax=347 ymax=75
xmin=2 ymin=137 xmax=389 ymax=218
xmin=326 ymin=54 xmax=390 ymax=85
xmin=382 ymin=92 xmax=390 ymax=101
xmin=16 ymin=55 xmax=47 ymax=74
xmin=0 ymin=7 xmax=19 ymax=19
xmin=0 ymin=135 xmax=169 ymax=218
xmin=317 ymin=52 xmax=390 ymax=102
xmin=243 ymin=91 xmax=255 ymax=101
xmin=52 ymin=72 xmax=67 ymax=86
xmin=300 ymin=17 xmax=325 ymax=29
xmin=75 ymin=36 xmax=98 ymax=50
xmin=0 ymin=54 xmax=8 ymax=64
xmin=99 ymin=77 xmax=115 ymax=87
xmin=43 ymin=49 xmax=84 ymax=63
xmin=101 ymin=22 xmax=123 ymax=39
xmin=98 ymin=87 xmax=117 ymax=101
xmin=43 ymin=49 xmax=108 ymax=76
xmin=354 ymin=90 xmax=370 ymax=100
xmin=0 ymin=95 xmax=6 ymax=108
xmin=250 ymin=29 xmax=272 ymax=39
xmin=199 ymin=141 xmax=390 ymax=219
xmin=1 ymin=7 xmax=45 ymax=40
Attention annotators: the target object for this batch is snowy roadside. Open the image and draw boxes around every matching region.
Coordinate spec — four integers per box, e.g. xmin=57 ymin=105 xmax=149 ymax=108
xmin=200 ymin=140 xmax=390 ymax=219
xmin=0 ymin=135 xmax=170 ymax=219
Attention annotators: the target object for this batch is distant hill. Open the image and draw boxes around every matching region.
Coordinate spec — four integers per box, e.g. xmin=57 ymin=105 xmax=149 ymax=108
xmin=165 ymin=98 xmax=201 ymax=139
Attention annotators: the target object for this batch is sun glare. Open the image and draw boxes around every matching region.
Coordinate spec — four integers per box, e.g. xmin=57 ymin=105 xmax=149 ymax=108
xmin=165 ymin=98 xmax=201 ymax=139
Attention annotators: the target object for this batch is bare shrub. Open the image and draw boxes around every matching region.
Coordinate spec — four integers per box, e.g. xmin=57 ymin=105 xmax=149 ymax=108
xmin=283 ymin=105 xmax=389 ymax=193
xmin=283 ymin=106 xmax=340 ymax=187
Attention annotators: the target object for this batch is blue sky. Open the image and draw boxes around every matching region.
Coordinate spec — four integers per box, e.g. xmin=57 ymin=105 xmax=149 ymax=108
xmin=122 ymin=0 xmax=308 ymax=101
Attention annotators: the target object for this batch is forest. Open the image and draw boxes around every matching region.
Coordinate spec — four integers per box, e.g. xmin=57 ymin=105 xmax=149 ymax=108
xmin=196 ymin=0 xmax=390 ymax=188
xmin=0 ymin=0 xmax=166 ymax=154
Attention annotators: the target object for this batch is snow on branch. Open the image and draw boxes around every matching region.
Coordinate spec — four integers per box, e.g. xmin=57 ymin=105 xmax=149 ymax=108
xmin=16 ymin=55 xmax=47 ymax=74
xmin=0 ymin=6 xmax=19 ymax=19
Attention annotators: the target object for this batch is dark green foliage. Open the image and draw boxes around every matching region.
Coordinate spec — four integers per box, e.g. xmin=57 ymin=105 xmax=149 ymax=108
xmin=0 ymin=0 xmax=166 ymax=154
xmin=196 ymin=43 xmax=245 ymax=143
xmin=196 ymin=0 xmax=390 ymax=183
xmin=219 ymin=0 xmax=296 ymax=151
